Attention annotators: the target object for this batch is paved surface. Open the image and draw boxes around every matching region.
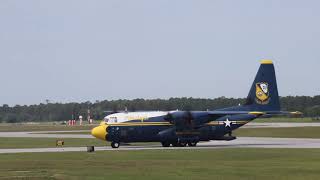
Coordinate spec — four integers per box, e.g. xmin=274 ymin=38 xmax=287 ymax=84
xmin=1 ymin=137 xmax=320 ymax=154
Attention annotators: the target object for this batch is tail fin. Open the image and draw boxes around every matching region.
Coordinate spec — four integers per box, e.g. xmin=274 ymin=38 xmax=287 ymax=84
xmin=244 ymin=60 xmax=280 ymax=111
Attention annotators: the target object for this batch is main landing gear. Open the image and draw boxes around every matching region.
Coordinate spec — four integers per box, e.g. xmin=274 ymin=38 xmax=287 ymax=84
xmin=161 ymin=142 xmax=171 ymax=147
xmin=111 ymin=141 xmax=198 ymax=149
xmin=187 ymin=142 xmax=197 ymax=147
xmin=161 ymin=141 xmax=198 ymax=147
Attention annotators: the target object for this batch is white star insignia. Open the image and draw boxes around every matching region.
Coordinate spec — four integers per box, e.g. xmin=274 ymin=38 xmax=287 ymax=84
xmin=224 ymin=118 xmax=232 ymax=128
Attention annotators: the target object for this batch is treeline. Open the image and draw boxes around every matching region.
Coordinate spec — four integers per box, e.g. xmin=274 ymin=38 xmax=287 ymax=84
xmin=0 ymin=96 xmax=319 ymax=123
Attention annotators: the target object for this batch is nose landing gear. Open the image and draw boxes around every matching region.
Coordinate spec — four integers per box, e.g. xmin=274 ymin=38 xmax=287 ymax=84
xmin=111 ymin=142 xmax=120 ymax=148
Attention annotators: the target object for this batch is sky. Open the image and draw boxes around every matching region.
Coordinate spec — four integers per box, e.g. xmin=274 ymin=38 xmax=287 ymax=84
xmin=0 ymin=0 xmax=319 ymax=106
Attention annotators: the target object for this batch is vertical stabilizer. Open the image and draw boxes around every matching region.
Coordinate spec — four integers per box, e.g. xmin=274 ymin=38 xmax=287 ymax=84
xmin=244 ymin=60 xmax=280 ymax=111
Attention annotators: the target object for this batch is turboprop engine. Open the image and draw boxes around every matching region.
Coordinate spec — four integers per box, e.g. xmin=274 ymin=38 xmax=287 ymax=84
xmin=163 ymin=111 xmax=209 ymax=129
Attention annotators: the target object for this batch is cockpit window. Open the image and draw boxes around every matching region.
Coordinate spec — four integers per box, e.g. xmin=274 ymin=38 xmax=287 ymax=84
xmin=108 ymin=117 xmax=118 ymax=123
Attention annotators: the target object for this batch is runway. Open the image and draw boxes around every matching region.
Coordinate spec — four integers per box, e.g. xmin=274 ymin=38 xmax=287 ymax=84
xmin=1 ymin=137 xmax=320 ymax=154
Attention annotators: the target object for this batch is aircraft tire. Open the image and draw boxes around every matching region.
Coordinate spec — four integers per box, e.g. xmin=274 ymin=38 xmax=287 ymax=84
xmin=111 ymin=142 xmax=120 ymax=148
xmin=161 ymin=142 xmax=171 ymax=147
xmin=188 ymin=142 xmax=197 ymax=147
xmin=171 ymin=141 xmax=179 ymax=147
xmin=178 ymin=142 xmax=187 ymax=147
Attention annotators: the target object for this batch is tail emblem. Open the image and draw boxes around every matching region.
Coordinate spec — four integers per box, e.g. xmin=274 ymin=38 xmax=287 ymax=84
xmin=255 ymin=82 xmax=270 ymax=104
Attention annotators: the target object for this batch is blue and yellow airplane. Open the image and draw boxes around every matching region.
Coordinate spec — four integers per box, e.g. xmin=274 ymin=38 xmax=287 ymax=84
xmin=92 ymin=60 xmax=290 ymax=148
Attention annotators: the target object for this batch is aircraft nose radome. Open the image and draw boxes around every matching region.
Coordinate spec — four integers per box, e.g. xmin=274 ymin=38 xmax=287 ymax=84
xmin=91 ymin=126 xmax=107 ymax=140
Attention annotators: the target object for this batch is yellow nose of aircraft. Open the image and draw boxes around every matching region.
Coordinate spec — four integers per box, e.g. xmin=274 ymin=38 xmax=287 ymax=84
xmin=91 ymin=125 xmax=107 ymax=140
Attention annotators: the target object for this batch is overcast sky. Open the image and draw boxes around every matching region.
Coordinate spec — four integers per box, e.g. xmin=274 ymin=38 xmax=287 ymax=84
xmin=0 ymin=0 xmax=319 ymax=106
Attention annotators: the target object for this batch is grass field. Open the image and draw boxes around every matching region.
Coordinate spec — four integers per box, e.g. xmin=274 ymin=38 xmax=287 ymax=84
xmin=1 ymin=149 xmax=320 ymax=180
xmin=0 ymin=137 xmax=106 ymax=149
xmin=0 ymin=138 xmax=158 ymax=149
xmin=34 ymin=131 xmax=91 ymax=135
xmin=254 ymin=117 xmax=314 ymax=123
xmin=0 ymin=124 xmax=95 ymax=132
xmin=235 ymin=126 xmax=320 ymax=138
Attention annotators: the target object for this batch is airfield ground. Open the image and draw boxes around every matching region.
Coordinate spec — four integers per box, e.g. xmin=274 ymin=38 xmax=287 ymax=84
xmin=0 ymin=118 xmax=315 ymax=132
xmin=1 ymin=149 xmax=320 ymax=180
xmin=235 ymin=126 xmax=320 ymax=138
xmin=0 ymin=124 xmax=96 ymax=132
xmin=1 ymin=126 xmax=320 ymax=149
xmin=1 ymin=118 xmax=320 ymax=179
xmin=1 ymin=122 xmax=320 ymax=149
xmin=38 ymin=126 xmax=320 ymax=138
xmin=0 ymin=137 xmax=105 ymax=149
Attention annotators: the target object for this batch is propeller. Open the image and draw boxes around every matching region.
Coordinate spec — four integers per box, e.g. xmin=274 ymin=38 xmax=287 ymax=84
xmin=164 ymin=111 xmax=194 ymax=127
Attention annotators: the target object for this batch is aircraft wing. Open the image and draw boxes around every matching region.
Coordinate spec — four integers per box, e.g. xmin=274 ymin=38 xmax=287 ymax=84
xmin=208 ymin=110 xmax=302 ymax=120
xmin=207 ymin=111 xmax=263 ymax=119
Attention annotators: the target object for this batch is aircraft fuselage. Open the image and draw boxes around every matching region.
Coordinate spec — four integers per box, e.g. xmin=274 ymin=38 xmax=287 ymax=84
xmin=93 ymin=111 xmax=252 ymax=144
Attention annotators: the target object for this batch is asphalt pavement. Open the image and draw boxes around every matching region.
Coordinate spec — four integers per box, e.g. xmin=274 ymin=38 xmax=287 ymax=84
xmin=1 ymin=137 xmax=320 ymax=154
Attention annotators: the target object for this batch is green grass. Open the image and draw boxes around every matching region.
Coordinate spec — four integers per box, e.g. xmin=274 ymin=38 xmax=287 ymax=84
xmin=235 ymin=126 xmax=320 ymax=138
xmin=0 ymin=137 xmax=107 ymax=149
xmin=37 ymin=131 xmax=91 ymax=135
xmin=0 ymin=138 xmax=159 ymax=149
xmin=0 ymin=126 xmax=319 ymax=149
xmin=254 ymin=117 xmax=314 ymax=123
xmin=1 ymin=149 xmax=320 ymax=180
xmin=0 ymin=124 xmax=96 ymax=132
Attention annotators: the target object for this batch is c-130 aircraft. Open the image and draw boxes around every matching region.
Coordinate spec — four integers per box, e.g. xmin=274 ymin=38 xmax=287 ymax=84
xmin=92 ymin=60 xmax=294 ymax=148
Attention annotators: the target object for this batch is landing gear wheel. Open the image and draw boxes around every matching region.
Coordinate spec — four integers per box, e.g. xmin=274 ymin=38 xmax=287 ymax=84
xmin=161 ymin=142 xmax=171 ymax=147
xmin=188 ymin=142 xmax=197 ymax=147
xmin=172 ymin=142 xmax=179 ymax=147
xmin=178 ymin=142 xmax=187 ymax=147
xmin=111 ymin=142 xmax=120 ymax=148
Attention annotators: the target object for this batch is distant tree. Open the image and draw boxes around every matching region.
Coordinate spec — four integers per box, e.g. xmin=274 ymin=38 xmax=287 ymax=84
xmin=4 ymin=113 xmax=18 ymax=123
xmin=0 ymin=96 xmax=319 ymax=122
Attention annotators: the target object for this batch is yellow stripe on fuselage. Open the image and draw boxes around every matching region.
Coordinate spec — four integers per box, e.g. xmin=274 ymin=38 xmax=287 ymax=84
xmin=105 ymin=120 xmax=250 ymax=127
xmin=206 ymin=121 xmax=249 ymax=125
xmin=107 ymin=122 xmax=171 ymax=126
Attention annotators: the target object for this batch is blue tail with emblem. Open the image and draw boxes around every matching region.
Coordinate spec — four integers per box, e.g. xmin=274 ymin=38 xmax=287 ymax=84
xmin=243 ymin=60 xmax=280 ymax=112
xmin=220 ymin=60 xmax=280 ymax=112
